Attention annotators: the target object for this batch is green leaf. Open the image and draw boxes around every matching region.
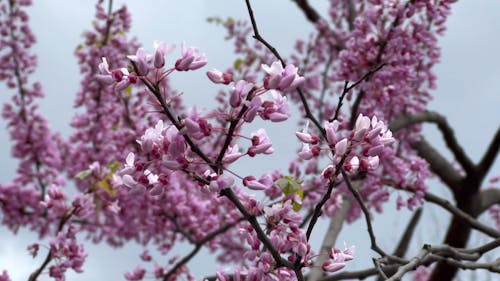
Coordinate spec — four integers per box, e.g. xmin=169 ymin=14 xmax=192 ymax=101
xmin=75 ymin=169 xmax=92 ymax=180
xmin=124 ymin=85 xmax=132 ymax=95
xmin=275 ymin=176 xmax=301 ymax=194
xmin=275 ymin=176 xmax=304 ymax=211
xmin=233 ymin=58 xmax=245 ymax=70
xmin=292 ymin=201 xmax=302 ymax=212
xmin=97 ymin=179 xmax=117 ymax=196
xmin=108 ymin=160 xmax=120 ymax=173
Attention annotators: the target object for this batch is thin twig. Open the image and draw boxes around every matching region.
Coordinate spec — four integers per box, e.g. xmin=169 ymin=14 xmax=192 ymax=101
xmin=162 ymin=218 xmax=244 ymax=280
xmin=342 ymin=169 xmax=387 ymax=257
xmin=219 ymin=188 xmax=295 ymax=269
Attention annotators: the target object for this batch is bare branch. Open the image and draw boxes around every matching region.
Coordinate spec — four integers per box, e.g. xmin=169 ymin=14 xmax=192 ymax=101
xmin=410 ymin=137 xmax=462 ymax=191
xmin=291 ymin=0 xmax=321 ymax=23
xmin=392 ymin=208 xmax=422 ymax=258
xmin=474 ymin=188 xmax=500 ymax=217
xmin=244 ymin=0 xmax=285 ymax=65
xmin=477 ymin=126 xmax=500 ymax=183
xmin=387 ymin=247 xmax=430 ymax=281
xmin=342 ymin=170 xmax=387 ymax=257
xmin=390 ymin=111 xmax=475 ymax=179
xmin=163 ymin=218 xmax=244 ymax=280
xmin=375 ymin=209 xmax=423 ymax=281
xmin=320 ymin=265 xmax=399 ymax=281
xmin=422 ymin=191 xmax=500 ymax=238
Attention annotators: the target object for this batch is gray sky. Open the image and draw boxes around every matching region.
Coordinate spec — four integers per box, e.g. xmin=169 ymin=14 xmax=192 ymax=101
xmin=0 ymin=1 xmax=499 ymax=280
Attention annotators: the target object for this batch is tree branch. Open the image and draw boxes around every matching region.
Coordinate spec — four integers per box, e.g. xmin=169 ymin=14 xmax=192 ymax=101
xmin=162 ymin=218 xmax=243 ymax=280
xmin=320 ymin=265 xmax=399 ymax=281
xmin=474 ymin=188 xmax=500 ymax=217
xmin=291 ymin=0 xmax=321 ymax=23
xmin=392 ymin=208 xmax=422 ymax=257
xmin=342 ymin=170 xmax=387 ymax=257
xmin=390 ymin=111 xmax=476 ymax=179
xmin=410 ymin=137 xmax=462 ymax=191
xmin=477 ymin=126 xmax=500 ymax=183
xmin=219 ymin=188 xmax=296 ymax=270
xmin=420 ymin=190 xmax=500 ymax=238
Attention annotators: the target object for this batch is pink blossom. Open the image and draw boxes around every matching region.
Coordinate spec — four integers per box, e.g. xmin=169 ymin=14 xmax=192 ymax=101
xmin=295 ymin=120 xmax=319 ymax=144
xmin=247 ymin=129 xmax=274 ymax=156
xmin=207 ymin=68 xmax=233 ymax=85
xmin=261 ymin=61 xmax=304 ymax=91
xmin=175 ymin=43 xmax=207 ymax=71
xmin=259 ymin=91 xmax=290 ymax=122
xmin=153 ymin=40 xmax=175 ymax=69
xmin=127 ymin=47 xmax=150 ymax=76
xmin=322 ymin=259 xmax=345 ymax=273
xmin=124 ymin=266 xmax=146 ymax=281
xmin=0 ymin=271 xmax=10 ymax=281
xmin=243 ymin=176 xmax=268 ymax=191
xmin=223 ymin=144 xmax=243 ymax=163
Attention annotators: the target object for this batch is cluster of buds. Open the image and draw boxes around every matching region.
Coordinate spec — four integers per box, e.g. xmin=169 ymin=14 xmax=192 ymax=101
xmin=321 ymin=246 xmax=355 ymax=272
xmin=96 ymin=41 xmax=207 ymax=91
xmin=296 ymin=114 xmax=395 ymax=179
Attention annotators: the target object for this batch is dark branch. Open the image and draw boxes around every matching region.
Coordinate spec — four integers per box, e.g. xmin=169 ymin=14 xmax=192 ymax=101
xmin=219 ymin=188 xmax=295 ymax=269
xmin=320 ymin=265 xmax=399 ymax=281
xmin=342 ymin=170 xmax=387 ymax=257
xmin=477 ymin=126 xmax=500 ymax=183
xmin=291 ymin=0 xmax=321 ymax=23
xmin=422 ymin=191 xmax=500 ymax=238
xmin=163 ymin=218 xmax=243 ymax=280
xmin=410 ymin=137 xmax=462 ymax=192
xmin=474 ymin=188 xmax=500 ymax=217
xmin=245 ymin=0 xmax=285 ymax=65
xmin=390 ymin=111 xmax=476 ymax=180
xmin=393 ymin=208 xmax=422 ymax=257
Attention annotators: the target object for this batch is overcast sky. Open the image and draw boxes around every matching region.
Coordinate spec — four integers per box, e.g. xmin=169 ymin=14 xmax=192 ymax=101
xmin=1 ymin=1 xmax=499 ymax=280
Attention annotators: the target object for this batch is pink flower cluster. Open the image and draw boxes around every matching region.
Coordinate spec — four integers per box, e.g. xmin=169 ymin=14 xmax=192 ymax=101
xmin=46 ymin=225 xmax=87 ymax=281
xmin=296 ymin=113 xmax=395 ymax=179
xmin=0 ymin=0 xmax=474 ymax=280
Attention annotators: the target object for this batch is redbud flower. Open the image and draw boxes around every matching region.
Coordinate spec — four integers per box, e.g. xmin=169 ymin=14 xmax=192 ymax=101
xmin=353 ymin=114 xmax=371 ymax=141
xmin=206 ymin=68 xmax=233 ymax=85
xmin=334 ymin=138 xmax=349 ymax=157
xmin=153 ymin=40 xmax=175 ymax=69
xmin=321 ymin=260 xmax=345 ymax=272
xmin=259 ymin=91 xmax=291 ymax=122
xmin=175 ymin=43 xmax=207 ymax=71
xmin=298 ymin=143 xmax=314 ymax=160
xmin=324 ymin=120 xmax=341 ymax=146
xmin=127 ymin=47 xmax=150 ymax=76
xmin=120 ymin=152 xmax=135 ymax=174
xmin=96 ymin=57 xmax=114 ymax=84
xmin=27 ymin=243 xmax=39 ymax=257
xmin=243 ymin=176 xmax=268 ymax=191
xmin=247 ymin=129 xmax=274 ymax=156
xmin=230 ymin=80 xmax=253 ymax=108
xmin=261 ymin=61 xmax=304 ymax=91
xmin=360 ymin=155 xmax=380 ymax=171
xmin=208 ymin=174 xmax=235 ymax=193
xmin=344 ymin=156 xmax=360 ymax=174
xmin=296 ymin=120 xmax=319 ymax=144
xmin=223 ymin=144 xmax=243 ymax=163
xmin=140 ymin=249 xmax=152 ymax=262
xmin=124 ymin=266 xmax=146 ymax=281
